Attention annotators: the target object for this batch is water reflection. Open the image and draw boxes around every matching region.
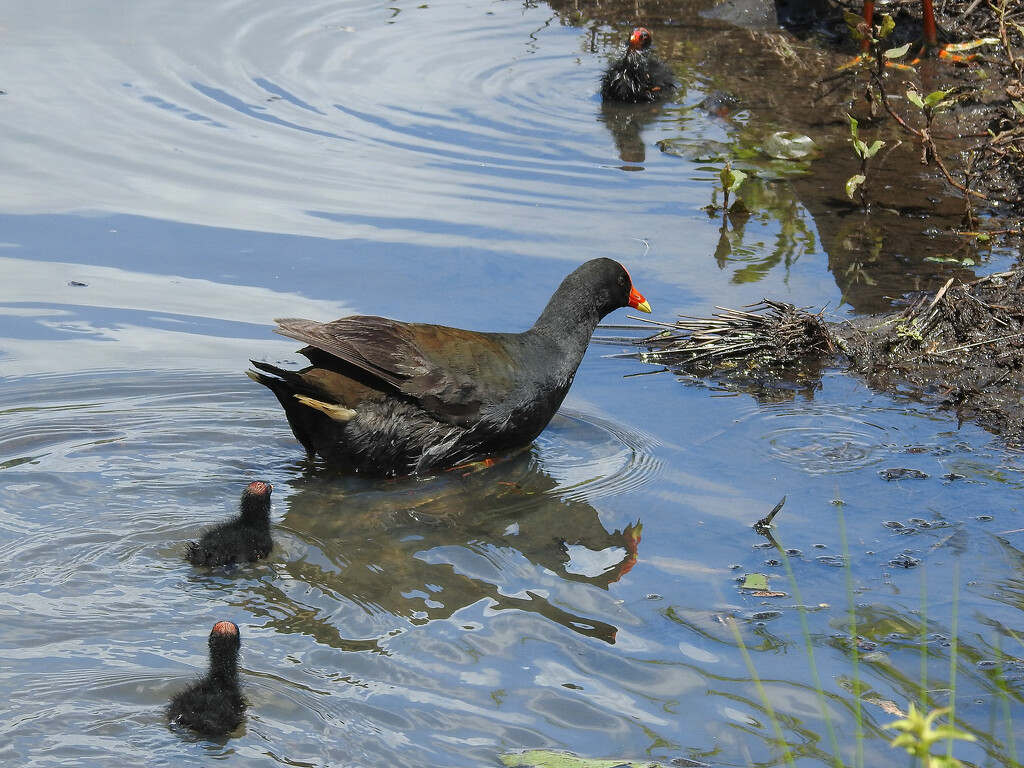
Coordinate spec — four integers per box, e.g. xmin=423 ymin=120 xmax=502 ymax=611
xmin=553 ymin=2 xmax=1017 ymax=312
xmin=0 ymin=0 xmax=710 ymax=260
xmin=0 ymin=252 xmax=350 ymax=376
xmin=274 ymin=450 xmax=642 ymax=646
xmin=599 ymin=101 xmax=664 ymax=166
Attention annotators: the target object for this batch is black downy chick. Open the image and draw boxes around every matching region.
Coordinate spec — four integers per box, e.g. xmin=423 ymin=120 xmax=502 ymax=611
xmin=168 ymin=620 xmax=246 ymax=736
xmin=602 ymin=27 xmax=675 ymax=103
xmin=187 ymin=481 xmax=273 ymax=568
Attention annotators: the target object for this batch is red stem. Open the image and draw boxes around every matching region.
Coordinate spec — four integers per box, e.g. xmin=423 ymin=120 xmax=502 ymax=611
xmin=861 ymin=0 xmax=876 ymax=52
xmin=922 ymin=0 xmax=938 ymax=49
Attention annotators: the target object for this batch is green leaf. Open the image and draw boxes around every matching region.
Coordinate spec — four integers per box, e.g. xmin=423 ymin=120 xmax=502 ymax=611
xmin=924 ymin=89 xmax=952 ymax=109
xmin=930 ymin=725 xmax=976 ymax=743
xmin=907 ymin=90 xmax=925 ymax=109
xmin=884 ymin=42 xmax=912 ymax=59
xmin=763 ymin=131 xmax=816 ymax=160
xmin=846 ymin=174 xmax=866 ymax=199
xmin=720 ymin=164 xmax=747 ymax=193
xmin=720 ymin=165 xmax=736 ymax=190
xmin=878 ymin=13 xmax=895 ymax=40
xmin=1011 ymin=100 xmax=1024 ymax=117
xmin=848 ymin=114 xmax=860 ymax=140
xmin=843 ymin=10 xmax=868 ymax=39
xmin=863 ymin=139 xmax=885 ymax=159
xmin=889 ymin=732 xmax=920 ymax=754
xmin=740 ymin=573 xmax=770 ymax=590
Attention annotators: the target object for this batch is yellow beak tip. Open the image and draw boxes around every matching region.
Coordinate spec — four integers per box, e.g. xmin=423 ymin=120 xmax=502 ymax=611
xmin=636 ymin=300 xmax=652 ymax=314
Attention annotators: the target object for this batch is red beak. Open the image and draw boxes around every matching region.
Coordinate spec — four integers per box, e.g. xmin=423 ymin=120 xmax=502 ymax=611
xmin=629 ymin=28 xmax=651 ymax=51
xmin=628 ymin=286 xmax=651 ymax=313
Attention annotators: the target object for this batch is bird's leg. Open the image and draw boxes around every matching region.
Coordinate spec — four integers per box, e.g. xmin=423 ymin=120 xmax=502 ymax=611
xmin=910 ymin=0 xmax=1000 ymax=63
xmin=840 ymin=0 xmax=998 ymax=71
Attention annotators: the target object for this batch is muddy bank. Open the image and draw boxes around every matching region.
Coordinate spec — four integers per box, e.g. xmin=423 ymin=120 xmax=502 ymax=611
xmin=613 ymin=266 xmax=1024 ymax=444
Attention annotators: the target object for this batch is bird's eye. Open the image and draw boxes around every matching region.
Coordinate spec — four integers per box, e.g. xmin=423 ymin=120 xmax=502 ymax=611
xmin=618 ymin=275 xmax=626 ymax=286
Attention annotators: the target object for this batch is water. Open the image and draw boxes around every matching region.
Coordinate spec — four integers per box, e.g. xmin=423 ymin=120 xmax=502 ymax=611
xmin=2 ymin=1 xmax=1024 ymax=766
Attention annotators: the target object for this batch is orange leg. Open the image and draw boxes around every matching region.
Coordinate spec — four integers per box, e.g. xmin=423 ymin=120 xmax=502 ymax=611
xmin=860 ymin=0 xmax=875 ymax=54
xmin=921 ymin=0 xmax=938 ymax=49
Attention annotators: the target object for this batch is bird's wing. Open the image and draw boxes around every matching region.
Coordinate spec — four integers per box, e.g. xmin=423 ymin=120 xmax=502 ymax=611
xmin=274 ymin=316 xmax=519 ymax=425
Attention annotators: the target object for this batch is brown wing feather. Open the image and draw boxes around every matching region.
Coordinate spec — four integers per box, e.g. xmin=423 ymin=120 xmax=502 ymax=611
xmin=274 ymin=316 xmax=413 ymax=389
xmin=273 ymin=316 xmax=520 ymax=426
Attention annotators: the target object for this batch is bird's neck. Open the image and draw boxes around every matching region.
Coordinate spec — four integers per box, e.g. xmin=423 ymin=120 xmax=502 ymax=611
xmin=210 ymin=651 xmax=239 ymax=682
xmin=528 ymin=298 xmax=601 ymax=379
xmin=239 ymin=498 xmax=269 ymax=526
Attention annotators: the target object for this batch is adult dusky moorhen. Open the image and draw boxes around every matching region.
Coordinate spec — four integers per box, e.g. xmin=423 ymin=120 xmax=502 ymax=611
xmin=601 ymin=27 xmax=675 ymax=104
xmin=167 ymin=621 xmax=246 ymax=737
xmin=248 ymin=258 xmax=651 ymax=476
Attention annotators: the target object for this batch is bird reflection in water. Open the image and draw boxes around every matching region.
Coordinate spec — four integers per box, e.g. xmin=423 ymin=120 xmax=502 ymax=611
xmin=257 ymin=450 xmax=642 ymax=647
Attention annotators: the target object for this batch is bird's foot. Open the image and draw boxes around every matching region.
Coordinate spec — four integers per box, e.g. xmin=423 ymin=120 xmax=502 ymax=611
xmin=447 ymin=457 xmax=497 ymax=476
xmin=910 ymin=37 xmax=1000 ymax=65
xmin=837 ymin=36 xmax=1000 ymax=72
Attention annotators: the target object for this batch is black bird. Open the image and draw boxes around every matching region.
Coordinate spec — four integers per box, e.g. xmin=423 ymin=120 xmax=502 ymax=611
xmin=168 ymin=621 xmax=246 ymax=736
xmin=248 ymin=258 xmax=651 ymax=476
xmin=187 ymin=481 xmax=273 ymax=568
xmin=601 ymin=27 xmax=675 ymax=103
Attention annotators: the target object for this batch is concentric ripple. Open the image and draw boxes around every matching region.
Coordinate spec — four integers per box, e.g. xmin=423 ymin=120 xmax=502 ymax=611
xmin=0 ymin=0 xmax=699 ymax=253
xmin=763 ymin=421 xmax=886 ymax=474
xmin=536 ymin=409 xmax=665 ymax=502
xmin=0 ymin=371 xmax=290 ymax=484
xmin=736 ymin=400 xmax=896 ymax=475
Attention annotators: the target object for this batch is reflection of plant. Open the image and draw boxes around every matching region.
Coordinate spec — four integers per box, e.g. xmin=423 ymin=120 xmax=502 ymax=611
xmin=887 ymin=704 xmax=976 ymax=768
xmin=721 ymin=186 xmax=814 ymax=283
xmin=837 ymin=219 xmax=882 ymax=304
xmin=731 ymin=500 xmax=1023 ymax=768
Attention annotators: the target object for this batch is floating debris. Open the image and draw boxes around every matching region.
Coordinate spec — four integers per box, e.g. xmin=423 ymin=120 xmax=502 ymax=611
xmin=625 ymin=299 xmax=835 ymax=370
xmin=754 ymin=495 xmax=787 ymax=533
xmin=879 ymin=468 xmax=931 ymax=481
xmin=609 ymin=267 xmax=1024 ymax=446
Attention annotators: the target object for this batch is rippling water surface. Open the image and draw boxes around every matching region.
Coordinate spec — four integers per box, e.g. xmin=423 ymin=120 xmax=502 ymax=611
xmin=3 ymin=0 xmax=692 ymax=253
xmin=3 ymin=1 xmax=1024 ymax=767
